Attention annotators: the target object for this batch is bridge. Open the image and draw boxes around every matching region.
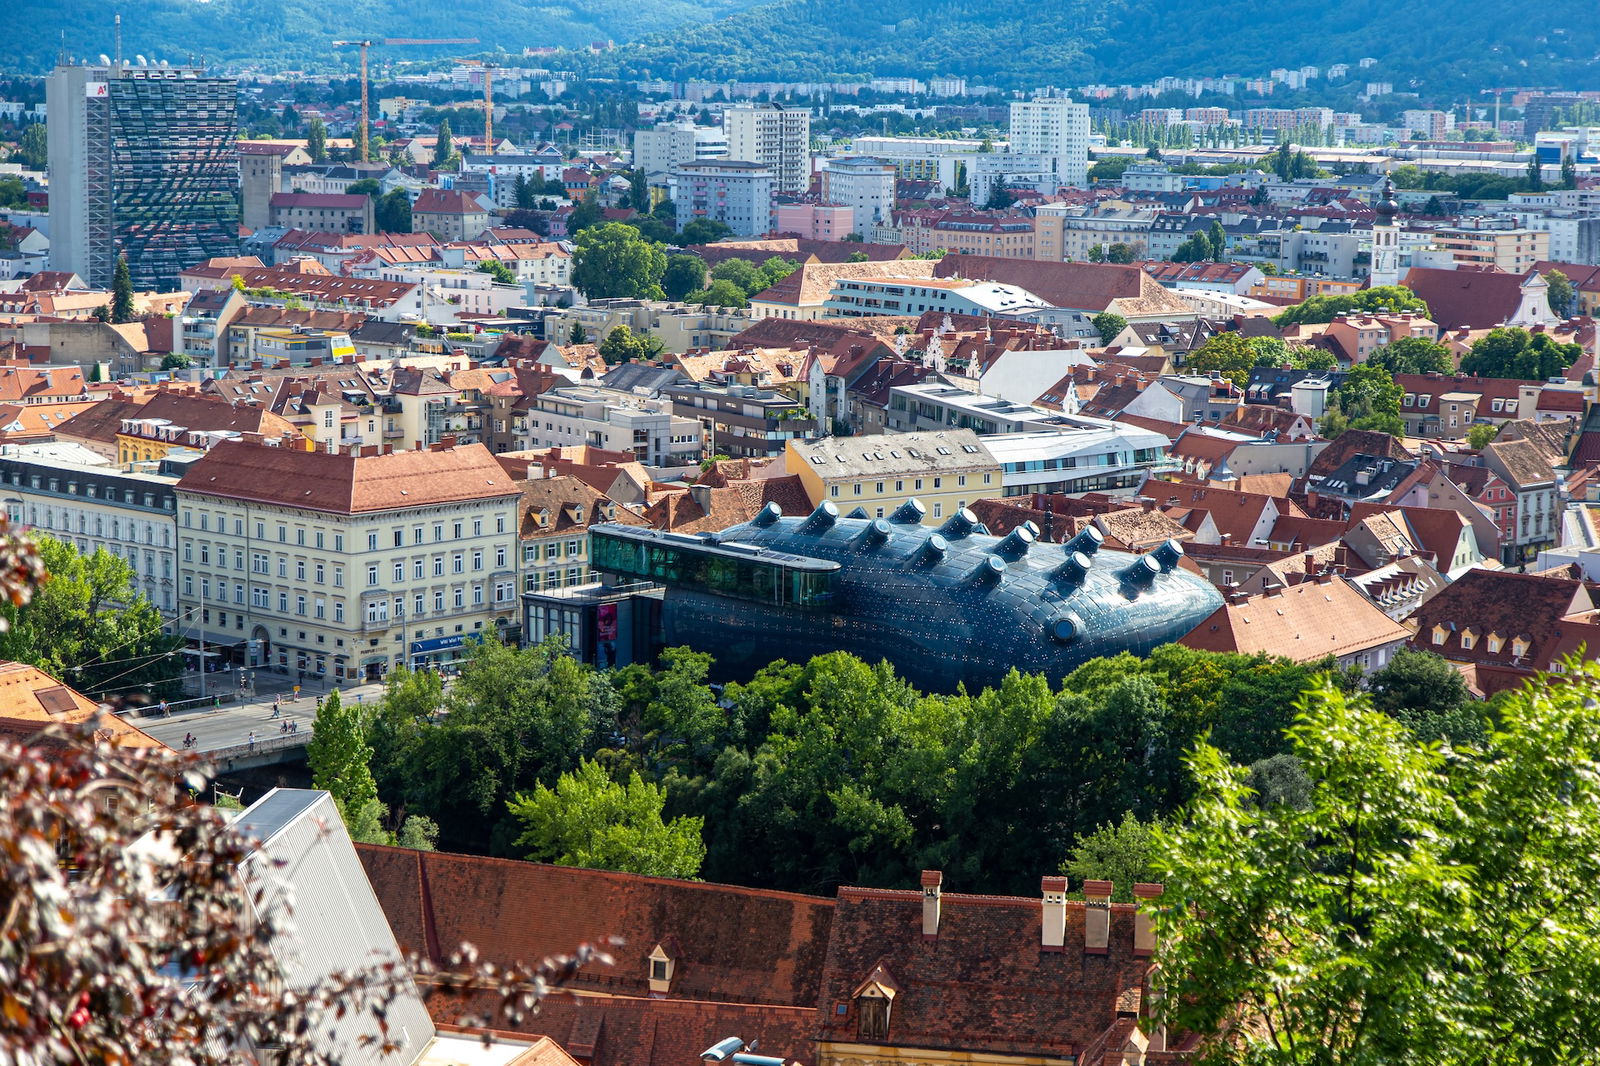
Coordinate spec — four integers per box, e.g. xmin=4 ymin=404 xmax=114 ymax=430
xmin=137 ymin=682 xmax=388 ymax=769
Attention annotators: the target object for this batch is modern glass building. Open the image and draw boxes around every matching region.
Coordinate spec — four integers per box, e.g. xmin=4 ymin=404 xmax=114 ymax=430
xmin=48 ymin=63 xmax=239 ymax=289
xmin=588 ymin=500 xmax=1224 ymax=692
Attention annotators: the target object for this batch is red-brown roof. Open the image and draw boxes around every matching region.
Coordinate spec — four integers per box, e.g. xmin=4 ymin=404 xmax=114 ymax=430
xmin=356 ymin=845 xmax=834 ymax=1008
xmin=1401 ymin=267 xmax=1528 ymax=330
xmin=177 ymin=439 xmax=518 ymax=514
xmin=1180 ymin=575 xmax=1411 ymax=661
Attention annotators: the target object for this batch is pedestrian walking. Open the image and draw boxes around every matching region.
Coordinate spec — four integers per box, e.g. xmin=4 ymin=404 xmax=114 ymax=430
xmin=272 ymin=698 xmax=280 ymax=718
xmin=159 ymin=699 xmax=169 ymax=718
xmin=248 ymin=731 xmax=256 ymax=751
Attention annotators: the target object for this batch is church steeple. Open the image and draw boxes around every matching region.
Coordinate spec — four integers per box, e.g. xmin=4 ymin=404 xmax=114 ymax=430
xmin=1369 ymin=173 xmax=1402 ymax=288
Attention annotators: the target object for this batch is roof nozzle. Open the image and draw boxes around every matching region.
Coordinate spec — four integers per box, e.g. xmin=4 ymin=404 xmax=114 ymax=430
xmin=1152 ymin=537 xmax=1184 ymax=571
xmin=854 ymin=518 xmax=891 ymax=548
xmin=797 ymin=500 xmax=838 ymax=535
xmin=890 ymin=498 xmax=926 ymax=524
xmin=1066 ymin=527 xmax=1104 ymax=555
xmin=937 ymin=507 xmax=978 ymax=539
xmin=964 ymin=554 xmax=1006 ymax=587
xmin=1123 ymin=554 xmax=1161 ymax=588
xmin=994 ymin=525 xmax=1034 ymax=560
xmin=752 ymin=501 xmax=783 ymax=527
xmin=1054 ymin=550 xmax=1092 ymax=585
xmin=1051 ymin=611 xmax=1084 ymax=643
xmin=914 ymin=534 xmax=949 ymax=566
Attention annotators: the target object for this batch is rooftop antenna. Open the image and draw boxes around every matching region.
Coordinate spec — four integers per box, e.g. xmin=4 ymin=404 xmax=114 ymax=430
xmin=114 ymin=13 xmax=122 ymax=68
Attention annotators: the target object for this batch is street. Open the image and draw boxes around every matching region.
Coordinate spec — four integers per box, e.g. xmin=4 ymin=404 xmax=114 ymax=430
xmin=138 ymin=681 xmax=389 ymax=755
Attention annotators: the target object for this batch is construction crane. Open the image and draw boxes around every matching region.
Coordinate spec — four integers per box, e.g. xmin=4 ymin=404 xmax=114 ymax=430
xmin=334 ymin=37 xmax=482 ymax=162
xmin=452 ymin=59 xmax=496 ymax=156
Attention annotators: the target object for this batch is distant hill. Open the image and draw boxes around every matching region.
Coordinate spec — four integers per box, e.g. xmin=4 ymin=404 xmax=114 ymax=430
xmin=601 ymin=0 xmax=1600 ymax=91
xmin=3 ymin=0 xmax=766 ymax=74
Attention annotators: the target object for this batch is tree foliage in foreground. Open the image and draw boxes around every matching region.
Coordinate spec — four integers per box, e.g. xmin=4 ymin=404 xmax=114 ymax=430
xmin=1153 ymin=667 xmax=1600 ymax=1065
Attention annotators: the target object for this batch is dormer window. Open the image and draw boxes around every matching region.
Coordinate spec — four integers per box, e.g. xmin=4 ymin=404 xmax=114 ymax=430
xmin=1512 ymin=637 xmax=1530 ymax=659
xmin=1486 ymin=632 xmax=1503 ymax=654
xmin=1460 ymin=628 xmax=1477 ymax=650
xmin=647 ymin=944 xmax=673 ymax=993
xmin=1432 ymin=624 xmax=1449 ymax=646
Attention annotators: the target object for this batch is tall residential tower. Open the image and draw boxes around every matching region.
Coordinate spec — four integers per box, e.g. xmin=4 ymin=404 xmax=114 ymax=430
xmin=723 ymin=103 xmax=811 ymax=195
xmin=48 ymin=61 xmax=238 ymax=290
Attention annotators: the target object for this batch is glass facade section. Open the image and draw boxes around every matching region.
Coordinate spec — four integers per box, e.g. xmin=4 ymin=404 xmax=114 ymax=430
xmin=589 ymin=503 xmax=1223 ymax=693
xmin=95 ymin=70 xmax=238 ymax=289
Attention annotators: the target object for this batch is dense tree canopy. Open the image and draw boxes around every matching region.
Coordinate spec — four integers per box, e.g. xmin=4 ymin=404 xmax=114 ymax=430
xmin=1369 ymin=335 xmax=1454 ymax=375
xmin=1185 ymin=332 xmax=1257 ymax=388
xmin=1273 ymin=285 xmax=1429 ymax=326
xmin=571 ymin=222 xmax=667 ymax=301
xmin=1153 ymin=666 xmax=1600 ymax=1065
xmin=1459 ymin=327 xmax=1581 ymax=380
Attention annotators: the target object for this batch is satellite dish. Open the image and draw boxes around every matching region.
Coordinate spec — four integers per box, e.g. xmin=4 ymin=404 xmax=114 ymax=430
xmin=159 ymin=59 xmax=169 ymax=67
xmin=135 ymin=54 xmax=148 ymax=66
xmin=98 ymin=54 xmax=111 ymax=66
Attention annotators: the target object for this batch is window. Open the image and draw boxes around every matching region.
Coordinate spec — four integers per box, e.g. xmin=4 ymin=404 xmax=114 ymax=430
xmin=433 ymin=556 xmax=445 ymax=577
xmin=434 ymin=590 xmax=445 ymax=612
xmin=453 ymin=554 xmax=465 ymax=574
xmin=314 ymin=598 xmax=326 ymax=619
xmin=334 ymin=567 xmax=344 ymax=588
xmin=367 ymin=532 xmax=378 ymax=552
xmin=278 ymin=558 xmax=288 ymax=578
xmin=830 ymin=485 xmax=840 ymax=497
xmin=334 ymin=534 xmax=344 ymax=552
xmin=414 ymin=559 xmax=425 ymax=580
xmin=473 ymin=519 xmax=483 ymax=537
xmin=297 ymin=560 xmax=306 ymax=581
xmin=496 ymin=516 xmax=506 ymax=534
xmin=394 ymin=561 xmax=405 ymax=582
xmin=473 ymin=585 xmax=484 ymax=605
xmin=394 ymin=529 xmax=404 ymax=548
xmin=496 ymin=546 xmax=507 ymax=568
xmin=472 ymin=551 xmax=483 ymax=571
xmin=367 ymin=565 xmax=379 ymax=587
xmin=1486 ymin=632 xmax=1503 ymax=654
xmin=453 ymin=587 xmax=464 ymax=608
xmin=958 ymin=475 xmax=967 ymax=487
xmin=932 ymin=503 xmax=943 ymax=518
xmin=296 ymin=595 xmax=306 ymax=616
xmin=335 ymin=602 xmax=346 ymax=623
xmin=278 ymin=592 xmax=289 ymax=613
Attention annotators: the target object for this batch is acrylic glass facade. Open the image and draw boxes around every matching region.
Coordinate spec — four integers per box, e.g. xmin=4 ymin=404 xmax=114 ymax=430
xmin=590 ymin=502 xmax=1223 ymax=692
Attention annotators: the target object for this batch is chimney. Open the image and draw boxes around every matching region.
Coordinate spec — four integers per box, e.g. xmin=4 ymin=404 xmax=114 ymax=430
xmin=1132 ymin=883 xmax=1162 ymax=956
xmin=920 ymin=870 xmax=943 ymax=940
xmin=1303 ymin=552 xmax=1316 ymax=576
xmin=1083 ymin=880 xmax=1112 ymax=954
xmin=1041 ymin=875 xmax=1068 ymax=951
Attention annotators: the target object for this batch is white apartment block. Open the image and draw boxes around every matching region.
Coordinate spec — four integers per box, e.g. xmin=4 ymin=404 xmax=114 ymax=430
xmin=174 ymin=440 xmax=521 ymax=682
xmin=820 ymin=157 xmax=897 ymax=236
xmin=849 ymin=136 xmax=995 ymax=191
xmin=376 ymin=264 xmax=526 ymax=320
xmin=633 ymin=119 xmax=729 ymax=180
xmin=525 ymin=386 xmax=701 ymax=465
xmin=1006 ymin=97 xmax=1091 ymax=189
xmin=723 ymin=103 xmax=811 ymax=194
xmin=0 ymin=447 xmax=180 ymax=618
xmin=667 ymin=160 xmax=775 ymax=238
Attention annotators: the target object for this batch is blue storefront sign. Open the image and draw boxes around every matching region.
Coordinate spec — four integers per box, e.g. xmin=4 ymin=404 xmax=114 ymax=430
xmin=409 ymin=634 xmax=470 ymax=656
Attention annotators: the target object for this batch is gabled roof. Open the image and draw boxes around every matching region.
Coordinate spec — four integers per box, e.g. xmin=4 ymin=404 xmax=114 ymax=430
xmin=814 ymin=884 xmax=1154 ymax=1062
xmin=356 ymin=844 xmax=834 ymax=1008
xmin=1180 ymin=575 xmax=1411 ymax=661
xmin=1407 ymin=570 xmax=1593 ymax=684
xmin=413 ymin=189 xmax=491 ymax=216
xmin=1305 ymin=430 xmax=1413 ymax=482
xmin=1402 ymin=267 xmax=1526 ymax=330
xmin=177 ymin=440 xmax=518 ymax=514
xmin=933 ymin=255 xmax=1190 ymax=317
xmin=0 ymin=662 xmax=164 ymax=749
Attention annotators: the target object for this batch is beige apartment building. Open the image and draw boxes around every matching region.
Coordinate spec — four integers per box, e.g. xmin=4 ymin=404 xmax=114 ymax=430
xmin=174 ymin=438 xmax=522 ymax=683
xmin=1435 ymin=222 xmax=1550 ymax=275
xmin=786 ymin=429 xmax=1001 ymax=525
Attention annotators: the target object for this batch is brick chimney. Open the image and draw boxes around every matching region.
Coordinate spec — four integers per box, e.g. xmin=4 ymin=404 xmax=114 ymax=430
xmin=1041 ymin=875 xmax=1068 ymax=951
xmin=1132 ymin=883 xmax=1162 ymax=956
xmin=920 ymin=870 xmax=942 ymax=940
xmin=1083 ymin=879 xmax=1112 ymax=955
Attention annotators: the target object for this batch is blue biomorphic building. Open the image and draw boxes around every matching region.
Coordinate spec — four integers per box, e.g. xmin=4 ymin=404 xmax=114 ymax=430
xmin=588 ymin=499 xmax=1223 ymax=692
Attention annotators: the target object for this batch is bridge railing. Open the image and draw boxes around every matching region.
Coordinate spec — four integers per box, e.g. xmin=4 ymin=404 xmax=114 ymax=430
xmin=202 ymin=732 xmax=311 ymax=761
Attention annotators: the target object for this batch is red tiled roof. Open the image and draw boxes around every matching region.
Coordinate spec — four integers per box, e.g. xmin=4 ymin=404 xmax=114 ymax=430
xmin=1180 ymin=575 xmax=1411 ymax=661
xmin=177 ymin=439 xmax=518 ymax=514
xmin=414 ymin=189 xmax=489 ymax=216
xmin=356 ymin=845 xmax=834 ymax=1008
xmin=269 ymin=192 xmax=368 ymax=210
xmin=1401 ymin=267 xmax=1528 ymax=330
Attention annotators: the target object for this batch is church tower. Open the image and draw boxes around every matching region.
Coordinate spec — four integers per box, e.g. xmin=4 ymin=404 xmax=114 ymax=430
xmin=1369 ymin=175 xmax=1402 ymax=288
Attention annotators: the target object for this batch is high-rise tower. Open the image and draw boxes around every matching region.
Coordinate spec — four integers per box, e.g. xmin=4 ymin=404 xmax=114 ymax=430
xmin=48 ymin=61 xmax=238 ymax=290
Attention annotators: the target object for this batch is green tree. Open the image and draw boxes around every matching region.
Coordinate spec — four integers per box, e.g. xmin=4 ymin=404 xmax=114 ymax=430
xmin=110 ymin=256 xmax=135 ymax=324
xmin=1153 ymin=669 xmax=1600 ymax=1066
xmin=159 ymin=352 xmax=193 ymax=371
xmin=1273 ymin=285 xmax=1429 ymax=326
xmin=571 ymin=221 xmax=667 ymax=300
xmin=685 ymin=278 xmax=750 ymax=308
xmin=1185 ymin=332 xmax=1257 ymax=388
xmin=984 ymin=184 xmax=1015 ymax=210
xmin=396 ymin=815 xmax=440 ymax=850
xmin=1466 ymin=422 xmax=1499 ymax=449
xmin=508 ymin=759 xmax=705 ymax=878
xmin=1527 ymin=156 xmax=1543 ymax=191
xmin=598 ymin=323 xmax=663 ymax=363
xmin=662 ymin=253 xmax=708 ymax=301
xmin=0 ymin=536 xmax=180 ymax=698
xmin=1065 ymin=811 xmax=1160 ymax=902
xmin=476 ymin=259 xmax=517 ymax=285
xmin=1369 ymin=335 xmax=1454 ymax=375
xmin=345 ymin=177 xmax=381 ymax=198
xmin=512 ymin=171 xmax=535 ymax=210
xmin=1334 ymin=362 xmax=1404 ymax=436
xmin=375 ymin=188 xmax=412 ymax=233
xmin=1086 ymin=243 xmax=1105 ymax=262
xmin=678 ymin=218 xmax=733 ymax=245
xmin=709 ymin=257 xmax=761 ymax=293
xmin=1171 ymin=233 xmax=1213 ymax=263
xmin=1091 ymin=311 xmax=1127 ymax=346
xmin=568 ymin=322 xmax=588 ymax=345
xmin=1545 ymin=269 xmax=1576 ymax=317
xmin=1366 ymin=648 xmax=1483 ymax=746
xmin=567 ymin=188 xmax=603 ymax=234
xmin=306 ymin=115 xmax=328 ymax=163
xmin=307 ymin=689 xmax=380 ymax=818
xmin=1087 ymin=156 xmax=1132 ymax=182
xmin=1207 ymin=219 xmax=1228 ymax=261
xmin=1105 ymin=242 xmax=1136 ymax=264
xmin=1460 ymin=326 xmax=1580 ymax=380
xmin=1562 ymin=156 xmax=1578 ymax=190
xmin=627 ymin=168 xmax=650 ymax=211
xmin=433 ymin=118 xmax=454 ymax=167
xmin=17 ymin=122 xmax=46 ymax=170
